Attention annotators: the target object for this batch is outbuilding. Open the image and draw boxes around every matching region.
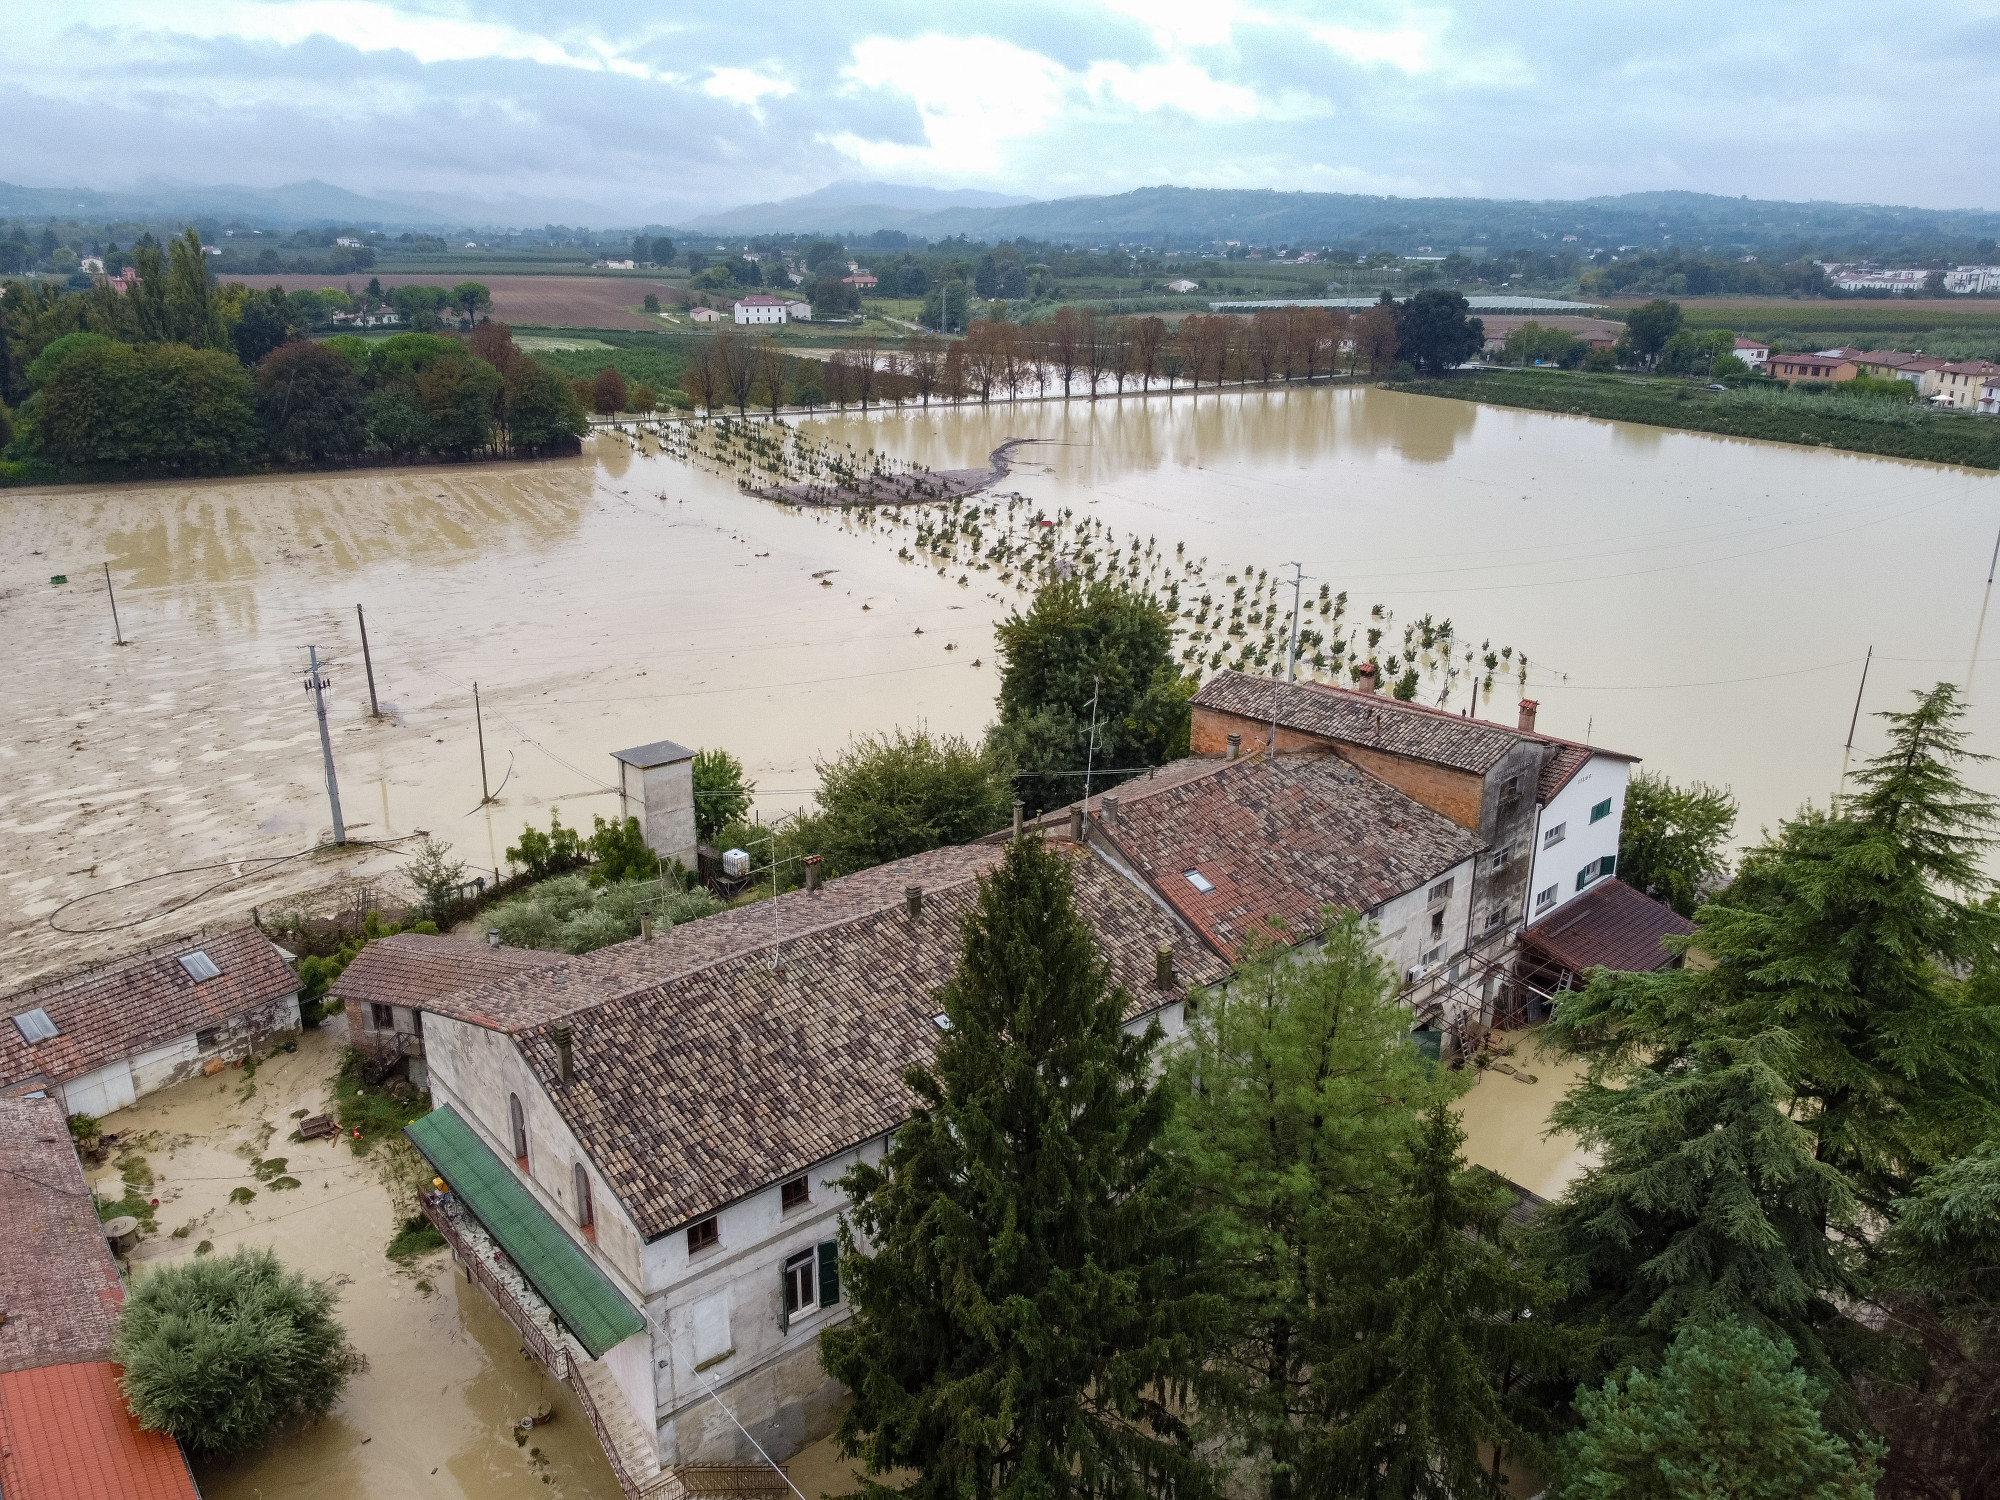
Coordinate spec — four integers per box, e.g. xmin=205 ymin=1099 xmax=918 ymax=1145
xmin=0 ymin=926 xmax=300 ymax=1118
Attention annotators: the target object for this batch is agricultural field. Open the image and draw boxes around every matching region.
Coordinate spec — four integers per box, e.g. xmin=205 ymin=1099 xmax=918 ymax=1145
xmin=251 ymin=272 xmax=680 ymax=331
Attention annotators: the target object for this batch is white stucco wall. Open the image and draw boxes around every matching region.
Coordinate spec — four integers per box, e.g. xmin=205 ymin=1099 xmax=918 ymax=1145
xmin=1526 ymin=755 xmax=1631 ymax=922
xmin=1366 ymin=852 xmax=1478 ymax=981
xmin=59 ymin=991 xmax=301 ymax=1118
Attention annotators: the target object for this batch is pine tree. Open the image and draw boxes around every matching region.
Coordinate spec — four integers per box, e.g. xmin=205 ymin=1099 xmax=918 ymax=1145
xmin=1310 ymin=1102 xmax=1579 ymax=1500
xmin=1559 ymin=1320 xmax=1881 ymax=1500
xmin=1546 ymin=683 xmax=2000 ymax=1217
xmin=1525 ymin=1030 xmax=1859 ymax=1377
xmin=819 ymin=834 xmax=1217 ymax=1500
xmin=1165 ymin=911 xmax=1434 ymax=1500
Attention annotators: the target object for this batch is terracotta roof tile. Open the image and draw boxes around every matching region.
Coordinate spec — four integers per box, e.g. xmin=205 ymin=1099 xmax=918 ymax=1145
xmin=1521 ymin=878 xmax=1693 ymax=974
xmin=1194 ymin=670 xmax=1529 ymax=774
xmin=0 ymin=1098 xmax=124 ymax=1374
xmin=493 ymin=844 xmax=1228 ymax=1240
xmin=1 ymin=926 xmax=297 ymax=1091
xmin=331 ymin=933 xmax=561 ymax=1011
xmin=1093 ymin=755 xmax=1481 ymax=957
xmin=0 ymin=1363 xmax=200 ymax=1500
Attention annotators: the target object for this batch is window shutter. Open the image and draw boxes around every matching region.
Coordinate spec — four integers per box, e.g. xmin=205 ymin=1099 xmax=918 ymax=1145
xmin=818 ymin=1241 xmax=839 ymax=1308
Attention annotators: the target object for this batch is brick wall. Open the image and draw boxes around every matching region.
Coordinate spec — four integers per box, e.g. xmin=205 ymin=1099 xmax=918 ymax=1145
xmin=1190 ymin=705 xmax=1338 ymax=759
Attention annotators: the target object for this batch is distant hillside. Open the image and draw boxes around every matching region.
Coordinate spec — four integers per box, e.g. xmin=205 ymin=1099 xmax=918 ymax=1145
xmin=680 ymin=181 xmax=1037 ymax=235
xmin=0 ymin=178 xmax=645 ymax=231
xmin=673 ymin=184 xmax=2000 ymax=253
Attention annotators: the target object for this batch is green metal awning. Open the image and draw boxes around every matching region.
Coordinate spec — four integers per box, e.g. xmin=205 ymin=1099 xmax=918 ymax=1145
xmin=406 ymin=1105 xmax=645 ymax=1358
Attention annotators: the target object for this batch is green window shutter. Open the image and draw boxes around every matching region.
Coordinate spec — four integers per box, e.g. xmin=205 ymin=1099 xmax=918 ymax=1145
xmin=818 ymin=1241 xmax=839 ymax=1308
xmin=1590 ymin=797 xmax=1613 ymax=823
xmin=1600 ymin=854 xmax=1617 ymax=878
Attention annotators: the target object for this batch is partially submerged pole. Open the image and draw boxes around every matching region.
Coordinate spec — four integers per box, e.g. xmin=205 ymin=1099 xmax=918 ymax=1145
xmin=1834 ymin=645 xmax=1873 ymax=813
xmin=474 ymin=682 xmax=492 ymax=806
xmin=357 ymin=603 xmax=381 ymax=718
xmin=305 ymin=645 xmax=346 ymax=845
xmin=104 ymin=562 xmax=124 ymax=646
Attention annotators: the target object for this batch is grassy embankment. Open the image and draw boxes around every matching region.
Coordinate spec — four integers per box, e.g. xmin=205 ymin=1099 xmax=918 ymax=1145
xmin=1392 ymin=369 xmax=2000 ymax=470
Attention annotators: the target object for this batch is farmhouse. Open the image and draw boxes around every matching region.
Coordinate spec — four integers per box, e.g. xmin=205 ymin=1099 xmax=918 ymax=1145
xmin=1 ymin=926 xmax=300 ymax=1118
xmin=732 ymin=294 xmax=789 ymax=326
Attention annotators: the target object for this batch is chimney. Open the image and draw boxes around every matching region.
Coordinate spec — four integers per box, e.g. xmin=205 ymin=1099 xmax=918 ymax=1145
xmin=1517 ymin=698 xmax=1539 ymax=733
xmin=552 ymin=1024 xmax=574 ymax=1085
xmin=804 ymin=855 xmax=823 ymax=895
xmin=1070 ymin=806 xmax=1085 ymax=842
xmin=1103 ymin=794 xmax=1120 ymax=825
xmin=905 ymin=884 xmax=923 ymax=919
xmin=640 ymin=910 xmax=654 ymax=942
xmin=1225 ymin=732 xmax=1240 ymax=761
xmin=1155 ymin=947 xmax=1174 ymax=988
xmin=1012 ymin=800 xmax=1024 ymax=840
xmin=1356 ymin=662 xmax=1380 ymax=694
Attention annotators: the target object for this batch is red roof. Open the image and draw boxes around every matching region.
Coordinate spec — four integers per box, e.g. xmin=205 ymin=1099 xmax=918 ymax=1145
xmin=0 ymin=1363 xmax=200 ymax=1500
xmin=1520 ymin=878 xmax=1693 ymax=975
xmin=1092 ymin=755 xmax=1480 ymax=958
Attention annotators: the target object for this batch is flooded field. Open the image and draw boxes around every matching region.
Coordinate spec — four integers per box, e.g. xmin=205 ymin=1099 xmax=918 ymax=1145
xmin=5 ymin=383 xmax=1996 ymax=986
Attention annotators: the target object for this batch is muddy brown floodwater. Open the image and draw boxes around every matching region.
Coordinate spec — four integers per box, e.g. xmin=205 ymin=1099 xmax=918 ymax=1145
xmin=98 ymin=1024 xmax=623 ymax=1498
xmin=7 ymin=385 xmax=1995 ymax=983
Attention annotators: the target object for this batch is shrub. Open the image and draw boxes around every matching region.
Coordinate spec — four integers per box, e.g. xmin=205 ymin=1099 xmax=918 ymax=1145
xmin=506 ymin=809 xmax=585 ymax=879
xmin=586 ymin=814 xmax=655 ymax=884
xmin=692 ymin=748 xmax=754 ymax=841
xmin=116 ymin=1247 xmax=364 ymax=1457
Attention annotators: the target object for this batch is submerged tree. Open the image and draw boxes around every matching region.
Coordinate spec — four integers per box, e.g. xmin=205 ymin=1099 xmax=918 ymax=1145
xmin=117 ymin=1247 xmax=364 ymax=1457
xmin=820 ymin=834 xmax=1217 ymax=1500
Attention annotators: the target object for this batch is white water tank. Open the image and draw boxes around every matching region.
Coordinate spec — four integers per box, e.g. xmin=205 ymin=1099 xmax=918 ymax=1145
xmin=722 ymin=848 xmax=750 ymax=878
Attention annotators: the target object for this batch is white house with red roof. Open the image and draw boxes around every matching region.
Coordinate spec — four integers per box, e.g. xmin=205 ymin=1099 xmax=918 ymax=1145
xmin=732 ymin=294 xmax=789 ymax=325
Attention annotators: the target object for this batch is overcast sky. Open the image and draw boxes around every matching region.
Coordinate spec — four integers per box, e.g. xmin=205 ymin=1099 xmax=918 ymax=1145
xmin=9 ymin=0 xmax=1999 ymax=218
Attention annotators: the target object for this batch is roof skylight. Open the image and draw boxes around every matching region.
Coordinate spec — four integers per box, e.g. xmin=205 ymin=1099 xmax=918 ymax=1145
xmin=178 ymin=951 xmax=221 ymax=982
xmin=12 ymin=1008 xmax=58 ymax=1044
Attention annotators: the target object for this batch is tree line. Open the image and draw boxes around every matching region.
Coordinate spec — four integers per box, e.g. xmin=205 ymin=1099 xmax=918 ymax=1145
xmin=807 ymin=681 xmax=1998 ymax=1500
xmin=0 ymin=232 xmax=582 ymax=478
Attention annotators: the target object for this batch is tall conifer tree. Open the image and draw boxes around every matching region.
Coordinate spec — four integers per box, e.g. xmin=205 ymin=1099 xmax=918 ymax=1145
xmin=820 ymin=834 xmax=1216 ymax=1500
xmin=1166 ymin=911 xmax=1433 ymax=1500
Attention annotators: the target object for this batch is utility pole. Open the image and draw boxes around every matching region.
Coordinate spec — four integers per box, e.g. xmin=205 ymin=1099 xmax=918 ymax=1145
xmin=356 ymin=603 xmax=380 ymax=718
xmin=1081 ymin=676 xmax=1102 ymax=808
xmin=1968 ymin=522 xmax=2000 ymax=691
xmin=1835 ymin=646 xmax=1873 ymax=813
xmin=305 ymin=646 xmax=345 ymax=845
xmin=474 ymin=681 xmax=493 ymax=806
xmin=104 ymin=563 xmax=124 ymax=646
xmin=1271 ymin=562 xmax=1305 ymax=755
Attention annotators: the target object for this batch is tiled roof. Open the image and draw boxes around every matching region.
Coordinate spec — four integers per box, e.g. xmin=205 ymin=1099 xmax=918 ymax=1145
xmin=0 ymin=926 xmax=297 ymax=1090
xmin=0 ymin=1363 xmax=200 ymax=1500
xmin=331 ymin=933 xmax=561 ymax=1011
xmin=1942 ymin=360 xmax=2000 ymax=376
xmin=426 ymin=844 xmax=1013 ymax=1032
xmin=0 ymin=1098 xmax=124 ymax=1374
xmin=1195 ymin=670 xmax=1531 ymax=774
xmin=1537 ymin=743 xmax=1595 ymax=802
xmin=1092 ymin=755 xmax=1482 ymax=957
xmin=495 ymin=843 xmax=1227 ymax=1239
xmin=1520 ymin=878 xmax=1694 ymax=975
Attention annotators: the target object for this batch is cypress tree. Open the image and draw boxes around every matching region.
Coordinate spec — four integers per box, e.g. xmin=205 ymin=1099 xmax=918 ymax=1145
xmin=1311 ymin=1102 xmax=1579 ymax=1500
xmin=1165 ymin=911 xmax=1433 ymax=1500
xmin=819 ymin=834 xmax=1217 ymax=1500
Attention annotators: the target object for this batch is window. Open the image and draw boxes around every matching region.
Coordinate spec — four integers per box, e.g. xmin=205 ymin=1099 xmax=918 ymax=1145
xmin=509 ymin=1093 xmax=528 ymax=1164
xmin=195 ymin=1027 xmax=221 ymax=1049
xmin=1183 ymin=869 xmax=1215 ymax=894
xmin=1485 ymin=904 xmax=1510 ymax=930
xmin=371 ymin=1003 xmax=395 ymax=1031
xmin=1535 ymin=885 xmax=1557 ymax=912
xmin=11 ymin=1009 xmax=57 ymax=1045
xmin=1490 ymin=846 xmax=1513 ymax=870
xmin=1427 ymin=878 xmax=1454 ymax=905
xmin=1543 ymin=822 xmax=1566 ymax=848
xmin=1590 ymin=797 xmax=1613 ymax=824
xmin=1429 ymin=909 xmax=1445 ymax=940
xmin=781 ymin=1175 xmax=810 ymax=1211
xmin=784 ymin=1249 xmax=816 ymax=1316
xmin=574 ymin=1163 xmax=594 ymax=1230
xmin=1576 ymin=855 xmax=1617 ymax=892
xmin=687 ymin=1216 xmax=719 ymax=1255
xmin=178 ymin=950 xmax=221 ymax=982
xmin=1500 ymin=775 xmax=1520 ymax=800
xmin=1421 ymin=944 xmax=1445 ymax=967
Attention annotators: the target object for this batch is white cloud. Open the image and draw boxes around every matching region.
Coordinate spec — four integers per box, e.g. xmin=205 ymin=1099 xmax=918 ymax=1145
xmin=1308 ymin=21 xmax=1441 ymax=73
xmin=703 ymin=66 xmax=796 ymax=113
